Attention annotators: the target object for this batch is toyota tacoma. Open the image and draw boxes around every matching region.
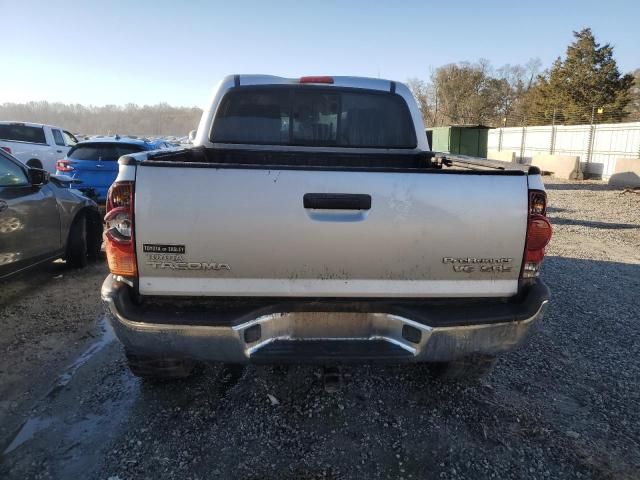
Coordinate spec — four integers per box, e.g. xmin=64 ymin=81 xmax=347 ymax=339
xmin=101 ymin=75 xmax=551 ymax=380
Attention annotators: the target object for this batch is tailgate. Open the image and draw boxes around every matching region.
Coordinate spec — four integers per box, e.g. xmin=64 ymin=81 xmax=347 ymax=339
xmin=135 ymin=165 xmax=528 ymax=297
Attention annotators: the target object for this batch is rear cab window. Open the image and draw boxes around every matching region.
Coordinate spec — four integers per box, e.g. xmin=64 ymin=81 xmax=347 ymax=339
xmin=211 ymin=86 xmax=417 ymax=148
xmin=68 ymin=143 xmax=145 ymax=161
xmin=0 ymin=124 xmax=47 ymax=145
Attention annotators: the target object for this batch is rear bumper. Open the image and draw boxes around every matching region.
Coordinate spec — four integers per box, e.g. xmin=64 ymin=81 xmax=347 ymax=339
xmin=101 ymin=276 xmax=549 ymax=363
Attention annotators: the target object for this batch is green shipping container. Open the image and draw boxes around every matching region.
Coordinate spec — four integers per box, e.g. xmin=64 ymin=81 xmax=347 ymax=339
xmin=425 ymin=125 xmax=491 ymax=158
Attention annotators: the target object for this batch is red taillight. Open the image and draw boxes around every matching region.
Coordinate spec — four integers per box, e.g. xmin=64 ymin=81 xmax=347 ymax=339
xmin=522 ymin=191 xmax=552 ymax=278
xmin=299 ymin=76 xmax=334 ymax=84
xmin=56 ymin=160 xmax=74 ymax=172
xmin=1 ymin=146 xmax=11 ymax=154
xmin=105 ymin=181 xmax=136 ymax=277
xmin=526 ymin=215 xmax=552 ymax=251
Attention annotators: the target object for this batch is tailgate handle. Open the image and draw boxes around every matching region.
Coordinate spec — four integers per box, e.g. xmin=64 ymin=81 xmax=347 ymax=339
xmin=303 ymin=193 xmax=371 ymax=210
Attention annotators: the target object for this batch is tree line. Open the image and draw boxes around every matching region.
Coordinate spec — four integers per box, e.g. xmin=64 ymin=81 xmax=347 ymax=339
xmin=0 ymin=102 xmax=202 ymax=136
xmin=1 ymin=28 xmax=638 ymax=133
xmin=409 ymin=29 xmax=639 ymax=127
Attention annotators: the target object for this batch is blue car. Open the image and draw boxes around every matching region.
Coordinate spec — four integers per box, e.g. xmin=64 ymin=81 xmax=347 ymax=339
xmin=56 ymin=136 xmax=171 ymax=203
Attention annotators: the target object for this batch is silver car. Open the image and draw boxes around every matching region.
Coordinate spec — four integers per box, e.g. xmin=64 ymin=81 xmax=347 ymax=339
xmin=0 ymin=148 xmax=102 ymax=279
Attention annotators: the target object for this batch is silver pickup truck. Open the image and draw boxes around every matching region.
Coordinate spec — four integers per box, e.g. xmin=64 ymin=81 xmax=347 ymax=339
xmin=101 ymin=75 xmax=551 ymax=380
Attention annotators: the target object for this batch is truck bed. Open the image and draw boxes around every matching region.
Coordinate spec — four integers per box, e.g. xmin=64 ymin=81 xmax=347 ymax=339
xmin=136 ymin=146 xmax=536 ymax=174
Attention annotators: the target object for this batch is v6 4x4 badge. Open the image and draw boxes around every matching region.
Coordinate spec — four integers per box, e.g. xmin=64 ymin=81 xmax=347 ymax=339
xmin=443 ymin=257 xmax=513 ymax=273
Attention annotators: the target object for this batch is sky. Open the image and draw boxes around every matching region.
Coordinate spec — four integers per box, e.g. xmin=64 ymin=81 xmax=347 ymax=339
xmin=2 ymin=0 xmax=638 ymax=107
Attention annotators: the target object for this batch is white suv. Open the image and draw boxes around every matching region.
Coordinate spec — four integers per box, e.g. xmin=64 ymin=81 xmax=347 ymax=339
xmin=0 ymin=122 xmax=78 ymax=173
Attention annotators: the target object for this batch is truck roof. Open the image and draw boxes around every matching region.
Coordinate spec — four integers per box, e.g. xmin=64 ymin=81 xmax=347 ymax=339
xmin=0 ymin=121 xmax=65 ymax=130
xmin=224 ymin=74 xmax=399 ymax=93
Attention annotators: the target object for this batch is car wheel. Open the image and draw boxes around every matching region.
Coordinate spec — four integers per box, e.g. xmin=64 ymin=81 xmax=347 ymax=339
xmin=125 ymin=353 xmax=194 ymax=380
xmin=26 ymin=158 xmax=43 ymax=169
xmin=429 ymin=354 xmax=497 ymax=382
xmin=66 ymin=214 xmax=89 ymax=268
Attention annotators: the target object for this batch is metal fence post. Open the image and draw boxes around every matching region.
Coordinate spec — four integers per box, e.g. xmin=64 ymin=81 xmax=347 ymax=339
xmin=586 ymin=106 xmax=596 ymax=167
xmin=519 ymin=117 xmax=527 ymax=163
xmin=550 ymin=108 xmax=556 ymax=154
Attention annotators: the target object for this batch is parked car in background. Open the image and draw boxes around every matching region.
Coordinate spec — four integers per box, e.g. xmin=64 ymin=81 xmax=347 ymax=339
xmin=0 ymin=149 xmax=102 ymax=279
xmin=0 ymin=121 xmax=78 ymax=173
xmin=56 ymin=136 xmax=171 ymax=204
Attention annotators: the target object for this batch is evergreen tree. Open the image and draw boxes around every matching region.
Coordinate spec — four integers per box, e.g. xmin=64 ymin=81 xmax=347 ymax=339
xmin=526 ymin=28 xmax=634 ymax=124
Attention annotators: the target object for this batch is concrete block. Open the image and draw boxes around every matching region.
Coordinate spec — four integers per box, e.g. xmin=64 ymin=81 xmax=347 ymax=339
xmin=609 ymin=157 xmax=640 ymax=187
xmin=531 ymin=154 xmax=583 ymax=180
xmin=487 ymin=150 xmax=516 ymax=162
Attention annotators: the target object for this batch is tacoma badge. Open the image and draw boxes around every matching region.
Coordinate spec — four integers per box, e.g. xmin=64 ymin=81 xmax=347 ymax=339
xmin=147 ymin=261 xmax=231 ymax=271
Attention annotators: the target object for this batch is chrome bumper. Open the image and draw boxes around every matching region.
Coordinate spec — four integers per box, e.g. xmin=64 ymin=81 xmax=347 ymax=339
xmin=102 ymin=276 xmax=549 ymax=363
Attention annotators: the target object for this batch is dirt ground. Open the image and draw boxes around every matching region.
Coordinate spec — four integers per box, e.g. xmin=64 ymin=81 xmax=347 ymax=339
xmin=0 ymin=180 xmax=639 ymax=480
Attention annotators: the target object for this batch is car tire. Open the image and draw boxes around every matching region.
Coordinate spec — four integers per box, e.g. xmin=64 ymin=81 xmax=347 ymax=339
xmin=66 ymin=214 xmax=89 ymax=268
xmin=429 ymin=354 xmax=497 ymax=382
xmin=26 ymin=158 xmax=43 ymax=169
xmin=125 ymin=353 xmax=194 ymax=380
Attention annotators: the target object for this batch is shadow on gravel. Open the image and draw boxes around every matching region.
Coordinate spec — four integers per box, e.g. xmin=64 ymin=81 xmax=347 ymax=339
xmin=544 ymin=183 xmax=620 ymax=192
xmin=548 ymin=217 xmax=640 ymax=230
xmin=88 ymin=258 xmax=638 ymax=480
xmin=546 ymin=206 xmax=571 ymax=213
xmin=515 ymin=255 xmax=640 ymax=479
xmin=3 ymin=257 xmax=639 ymax=480
xmin=0 ymin=257 xmax=106 ymax=307
xmin=0 ymin=261 xmax=67 ymax=306
xmin=543 ymin=255 xmax=640 ymax=281
xmin=95 ymin=256 xmax=639 ymax=480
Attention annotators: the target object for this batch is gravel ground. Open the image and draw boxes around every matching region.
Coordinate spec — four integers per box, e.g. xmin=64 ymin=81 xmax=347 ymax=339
xmin=0 ymin=261 xmax=108 ymax=447
xmin=0 ymin=179 xmax=639 ymax=480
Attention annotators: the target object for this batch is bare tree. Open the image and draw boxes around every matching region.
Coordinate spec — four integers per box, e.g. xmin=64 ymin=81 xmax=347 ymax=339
xmin=409 ymin=59 xmax=541 ymax=127
xmin=406 ymin=78 xmax=431 ymax=126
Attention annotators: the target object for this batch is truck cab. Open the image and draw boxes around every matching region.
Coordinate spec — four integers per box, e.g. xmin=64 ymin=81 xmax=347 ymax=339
xmin=0 ymin=122 xmax=78 ymax=173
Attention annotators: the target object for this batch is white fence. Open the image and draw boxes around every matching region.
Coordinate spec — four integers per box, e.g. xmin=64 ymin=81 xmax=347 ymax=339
xmin=488 ymin=122 xmax=640 ymax=178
